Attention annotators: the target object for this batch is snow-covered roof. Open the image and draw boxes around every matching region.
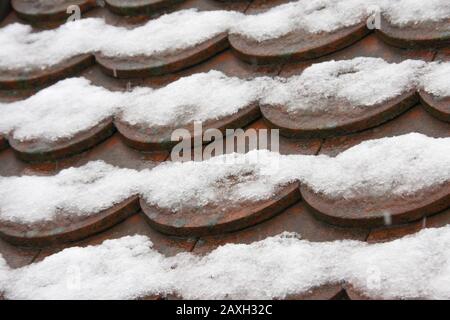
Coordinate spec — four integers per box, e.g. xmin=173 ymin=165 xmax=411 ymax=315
xmin=0 ymin=0 xmax=449 ymax=300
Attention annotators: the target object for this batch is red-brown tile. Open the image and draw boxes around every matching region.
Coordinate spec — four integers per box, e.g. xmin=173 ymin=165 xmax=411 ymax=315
xmin=0 ymin=54 xmax=95 ymax=91
xmin=95 ymin=33 xmax=230 ymax=79
xmin=142 ymin=183 xmax=301 ymax=237
xmin=245 ymin=0 xmax=291 ymax=14
xmin=301 ymin=183 xmax=450 ymax=228
xmin=57 ymin=133 xmax=169 ymax=170
xmin=0 ymin=87 xmax=42 ymax=101
xmin=0 ymin=196 xmax=141 ymax=247
xmin=280 ymin=33 xmax=436 ymax=77
xmin=133 ymin=49 xmax=282 ymax=88
xmin=115 ymin=103 xmax=261 ymax=152
xmin=175 ymin=118 xmax=321 ymax=162
xmin=0 ymin=133 xmax=168 ymax=176
xmin=81 ymin=48 xmax=282 ymax=93
xmin=261 ymin=91 xmax=418 ymax=139
xmin=0 ymin=0 xmax=448 ymax=301
xmin=9 ymin=118 xmax=115 ymax=163
xmin=424 ymin=207 xmax=450 ymax=229
xmin=35 ymin=212 xmax=196 ymax=261
xmin=0 ymin=237 xmax=39 ymax=268
xmin=367 ymin=219 xmax=425 ymax=243
xmin=355 ymin=195 xmax=450 ymax=293
xmin=435 ymin=48 xmax=450 ymax=61
xmin=419 ymin=91 xmax=450 ymax=123
xmin=193 ymin=201 xmax=369 ymax=255
xmin=245 ymin=118 xmax=322 ymax=155
xmin=0 ymin=148 xmax=58 ymax=177
xmin=104 ymin=0 xmax=184 ymax=17
xmin=11 ymin=0 xmax=96 ymax=23
xmin=230 ymin=22 xmax=369 ymax=65
xmin=376 ymin=16 xmax=450 ymax=49
xmin=320 ymin=105 xmax=450 ymax=156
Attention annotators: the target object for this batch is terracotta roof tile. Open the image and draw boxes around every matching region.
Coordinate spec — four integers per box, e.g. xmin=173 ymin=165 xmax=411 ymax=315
xmin=35 ymin=212 xmax=197 ymax=260
xmin=193 ymin=202 xmax=369 ymax=255
xmin=0 ymin=0 xmax=449 ymax=300
xmin=377 ymin=15 xmax=450 ymax=48
xmin=142 ymin=183 xmax=301 ymax=237
xmin=11 ymin=0 xmax=96 ymax=22
xmin=0 ymin=236 xmax=38 ymax=268
xmin=320 ymin=105 xmax=450 ymax=156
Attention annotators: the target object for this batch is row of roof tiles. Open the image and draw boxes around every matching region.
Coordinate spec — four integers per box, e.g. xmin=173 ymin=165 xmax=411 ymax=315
xmin=0 ymin=0 xmax=449 ymax=300
xmin=0 ymin=0 xmax=448 ymax=90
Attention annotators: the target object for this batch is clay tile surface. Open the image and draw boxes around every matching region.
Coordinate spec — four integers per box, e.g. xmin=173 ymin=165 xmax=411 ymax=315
xmin=0 ymin=0 xmax=449 ymax=300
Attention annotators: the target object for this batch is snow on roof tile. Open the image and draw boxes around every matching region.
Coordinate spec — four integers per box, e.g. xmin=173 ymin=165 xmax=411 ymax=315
xmin=0 ymin=0 xmax=449 ymax=300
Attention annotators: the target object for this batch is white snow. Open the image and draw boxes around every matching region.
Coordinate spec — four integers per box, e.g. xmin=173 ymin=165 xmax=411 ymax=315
xmin=2 ymin=225 xmax=450 ymax=299
xmin=231 ymin=0 xmax=371 ymax=42
xmin=97 ymin=9 xmax=240 ymax=57
xmin=0 ymin=9 xmax=241 ymax=70
xmin=1 ymin=1 xmax=448 ymax=70
xmin=1 ymin=57 xmax=442 ymax=141
xmin=380 ymin=0 xmax=450 ymax=26
xmin=0 ymin=135 xmax=448 ymax=298
xmin=420 ymin=61 xmax=450 ymax=98
xmin=302 ymin=133 xmax=450 ymax=198
xmin=0 ymin=71 xmax=265 ymax=141
xmin=140 ymin=151 xmax=302 ymax=212
xmin=120 ymin=71 xmax=266 ymax=127
xmin=0 ymin=20 xmax=96 ymax=71
xmin=0 ymin=78 xmax=121 ymax=142
xmin=261 ymin=58 xmax=425 ymax=113
xmin=0 ymin=134 xmax=448 ymax=223
xmin=0 ymin=161 xmax=142 ymax=224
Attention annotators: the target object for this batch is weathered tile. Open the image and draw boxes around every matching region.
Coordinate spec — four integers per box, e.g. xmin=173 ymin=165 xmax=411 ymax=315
xmin=320 ymin=105 xmax=450 ymax=156
xmin=367 ymin=219 xmax=425 ymax=243
xmin=0 ymin=237 xmax=39 ymax=268
xmin=11 ymin=0 xmax=96 ymax=22
xmin=280 ymin=33 xmax=436 ymax=77
xmin=142 ymin=183 xmax=301 ymax=237
xmin=301 ymin=183 xmax=450 ymax=228
xmin=35 ymin=212 xmax=196 ymax=261
xmin=193 ymin=201 xmax=369 ymax=255
xmin=377 ymin=15 xmax=450 ymax=49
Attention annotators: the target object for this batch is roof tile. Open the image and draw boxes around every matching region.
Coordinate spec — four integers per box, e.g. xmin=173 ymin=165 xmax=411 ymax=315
xmin=0 ymin=0 xmax=448 ymax=300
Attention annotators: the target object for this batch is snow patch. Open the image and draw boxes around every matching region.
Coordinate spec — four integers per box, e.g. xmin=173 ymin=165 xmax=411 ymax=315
xmin=231 ymin=0 xmax=371 ymax=42
xmin=261 ymin=58 xmax=425 ymax=112
xmin=0 ymin=161 xmax=142 ymax=224
xmin=2 ymin=58 xmax=442 ymax=142
xmin=2 ymin=225 xmax=450 ymax=299
xmin=303 ymin=133 xmax=450 ymax=198
xmin=140 ymin=151 xmax=303 ymax=212
xmin=0 ymin=10 xmax=241 ymax=70
xmin=1 ymin=1 xmax=448 ymax=70
xmin=0 ymin=71 xmax=266 ymax=141
xmin=0 ymin=78 xmax=121 ymax=142
xmin=381 ymin=0 xmax=450 ymax=26
xmin=120 ymin=71 xmax=266 ymax=127
xmin=0 ymin=134 xmax=448 ymax=223
xmin=420 ymin=61 xmax=450 ymax=98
